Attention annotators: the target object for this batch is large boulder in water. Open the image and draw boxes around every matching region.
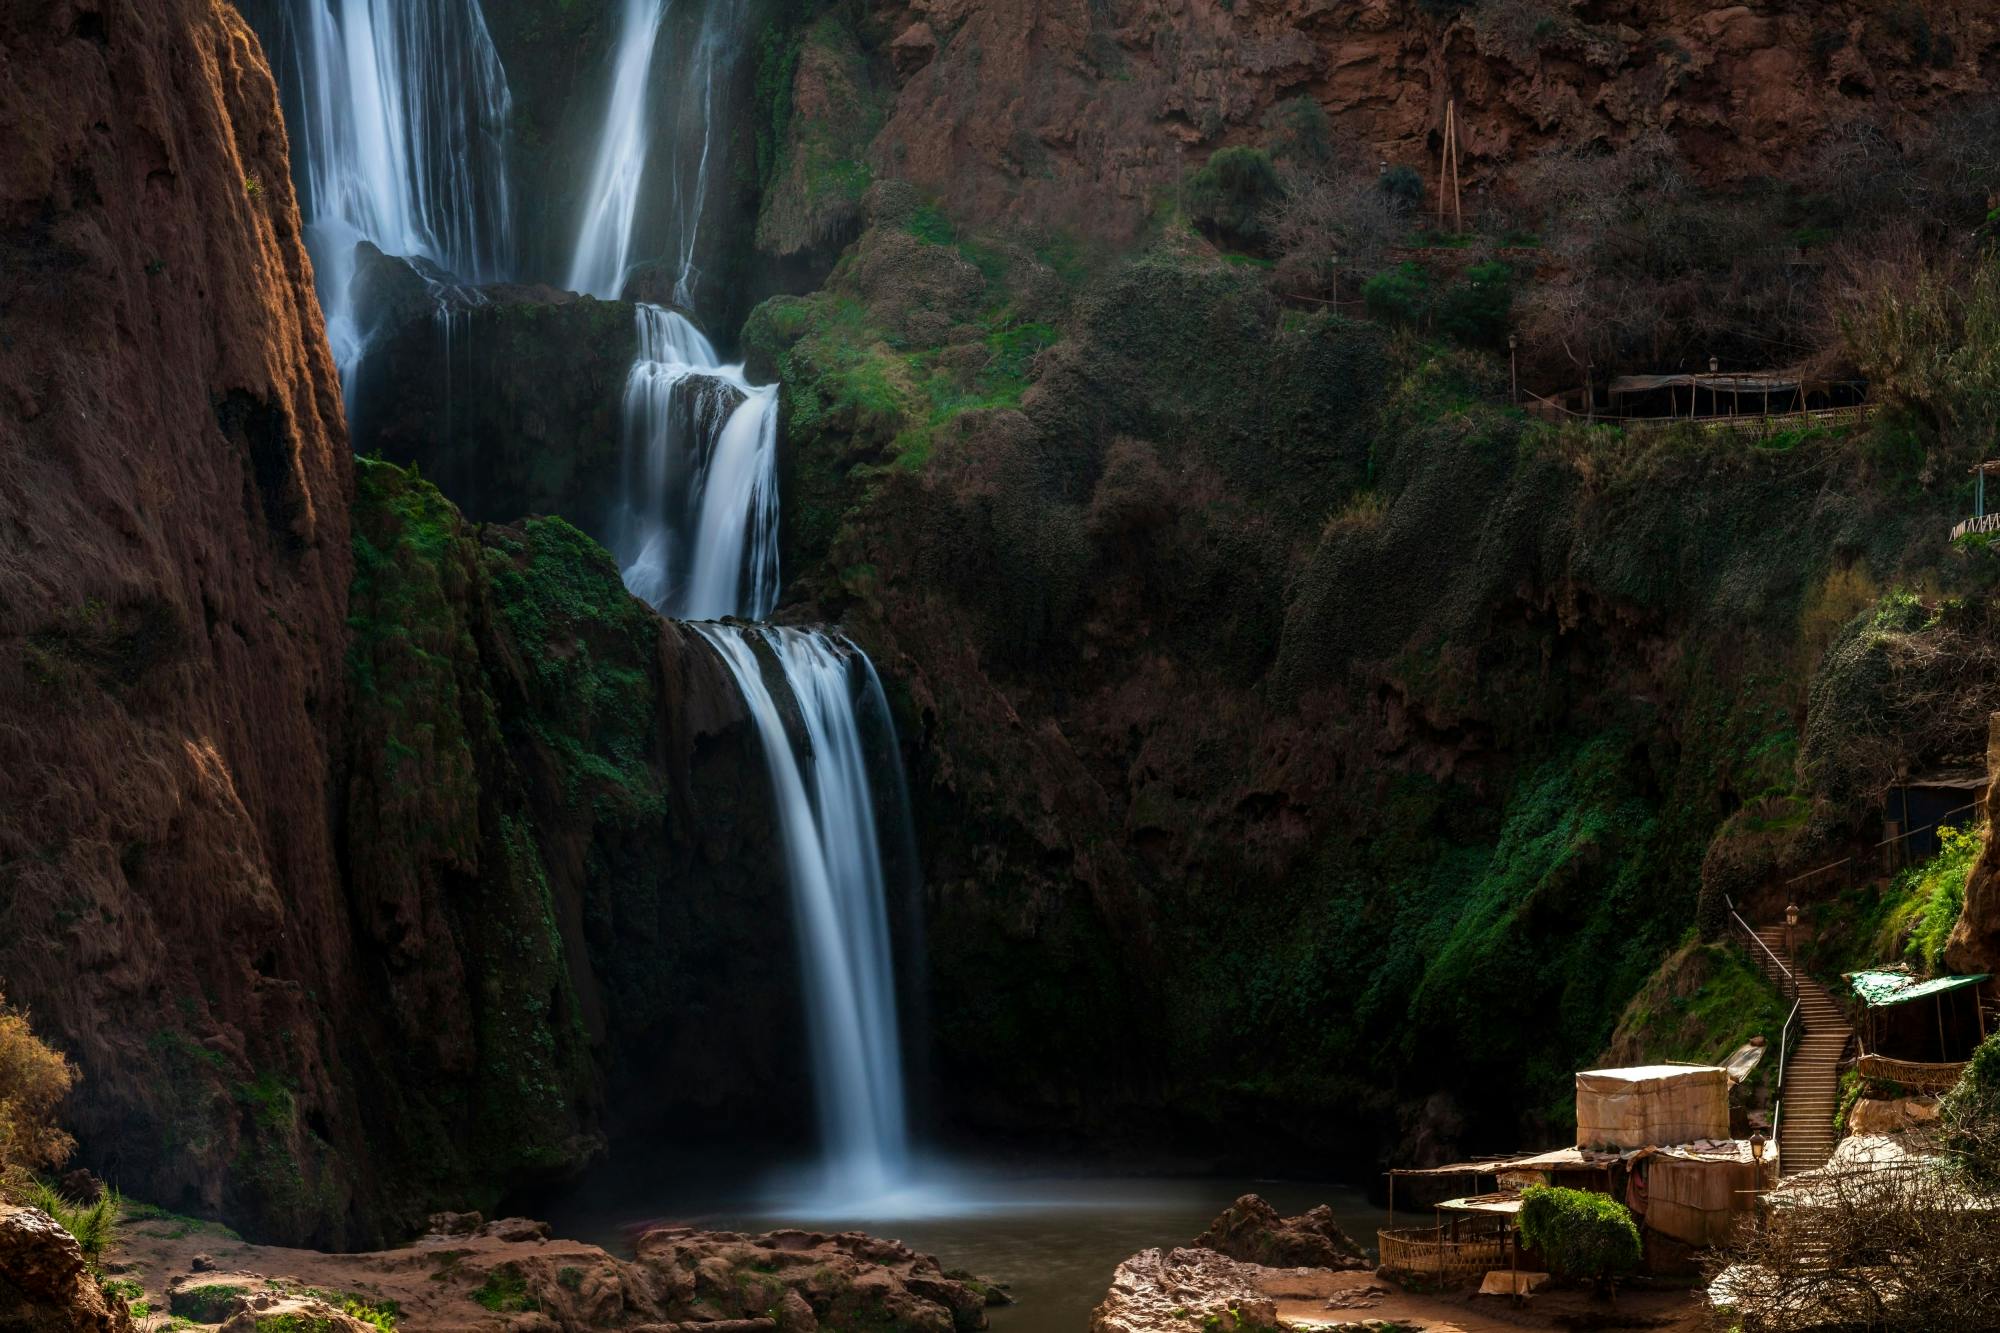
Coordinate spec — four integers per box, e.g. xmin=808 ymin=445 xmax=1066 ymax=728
xmin=635 ymin=1226 xmax=1005 ymax=1331
xmin=1191 ymin=1194 xmax=1369 ymax=1271
xmin=1090 ymin=1248 xmax=1277 ymax=1333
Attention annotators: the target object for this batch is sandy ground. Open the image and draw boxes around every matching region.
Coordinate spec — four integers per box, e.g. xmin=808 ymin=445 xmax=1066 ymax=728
xmin=1261 ymin=1268 xmax=1709 ymax=1332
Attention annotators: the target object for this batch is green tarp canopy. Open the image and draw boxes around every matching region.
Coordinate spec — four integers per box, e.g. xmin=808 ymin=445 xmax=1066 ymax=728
xmin=1847 ymin=970 xmax=1991 ymax=1008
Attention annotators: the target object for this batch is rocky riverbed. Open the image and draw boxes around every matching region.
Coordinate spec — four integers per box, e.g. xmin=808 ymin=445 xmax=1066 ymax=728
xmin=19 ymin=1205 xmax=1004 ymax=1333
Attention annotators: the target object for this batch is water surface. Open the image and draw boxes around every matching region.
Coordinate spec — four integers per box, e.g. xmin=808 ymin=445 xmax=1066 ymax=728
xmin=536 ymin=1158 xmax=1389 ymax=1333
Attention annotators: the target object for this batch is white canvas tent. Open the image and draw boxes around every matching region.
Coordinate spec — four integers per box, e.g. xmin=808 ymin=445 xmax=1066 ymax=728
xmin=1576 ymin=1064 xmax=1731 ymax=1152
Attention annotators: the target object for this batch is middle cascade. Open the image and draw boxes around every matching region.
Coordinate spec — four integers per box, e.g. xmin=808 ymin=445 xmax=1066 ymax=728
xmin=614 ymin=304 xmax=780 ymax=620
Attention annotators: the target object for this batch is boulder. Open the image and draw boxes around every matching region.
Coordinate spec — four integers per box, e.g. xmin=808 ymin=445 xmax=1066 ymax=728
xmin=1090 ymin=1248 xmax=1277 ymax=1333
xmin=1192 ymin=1194 xmax=1369 ymax=1271
xmin=633 ymin=1227 xmax=999 ymax=1332
xmin=218 ymin=1296 xmax=373 ymax=1333
xmin=1848 ymin=1095 xmax=1942 ymax=1135
xmin=0 ymin=1206 xmax=133 ymax=1333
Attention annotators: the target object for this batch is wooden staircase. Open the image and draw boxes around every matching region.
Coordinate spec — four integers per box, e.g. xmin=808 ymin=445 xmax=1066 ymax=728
xmin=1746 ymin=925 xmax=1854 ymax=1175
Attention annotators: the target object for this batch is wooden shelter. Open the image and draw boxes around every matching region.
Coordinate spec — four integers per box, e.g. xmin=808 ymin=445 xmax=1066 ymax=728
xmin=1849 ymin=968 xmax=1991 ymax=1071
xmin=1881 ymin=765 xmax=1987 ymax=865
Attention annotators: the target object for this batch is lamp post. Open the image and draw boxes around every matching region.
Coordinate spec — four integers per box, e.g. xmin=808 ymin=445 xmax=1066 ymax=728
xmin=1509 ymin=334 xmax=1518 ymax=404
xmin=1785 ymin=901 xmax=1800 ymax=965
xmin=1707 ymin=355 xmax=1718 ymax=420
xmin=1749 ymin=1131 xmax=1769 ymax=1193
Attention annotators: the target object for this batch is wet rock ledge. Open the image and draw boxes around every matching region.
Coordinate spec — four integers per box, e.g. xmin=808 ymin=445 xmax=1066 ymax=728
xmin=29 ymin=1207 xmax=1004 ymax=1333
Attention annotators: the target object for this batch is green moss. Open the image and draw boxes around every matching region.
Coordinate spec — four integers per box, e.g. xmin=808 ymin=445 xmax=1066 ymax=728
xmin=171 ymin=1285 xmax=249 ymax=1323
xmin=471 ymin=1267 xmax=538 ymax=1314
xmin=1607 ymin=938 xmax=1788 ymax=1100
xmin=484 ymin=515 xmax=666 ymax=824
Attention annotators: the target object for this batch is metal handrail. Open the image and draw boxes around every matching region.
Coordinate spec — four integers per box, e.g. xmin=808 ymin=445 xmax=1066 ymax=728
xmin=1724 ymin=896 xmax=1796 ymax=995
xmin=1726 ymin=895 xmax=1802 ymax=1173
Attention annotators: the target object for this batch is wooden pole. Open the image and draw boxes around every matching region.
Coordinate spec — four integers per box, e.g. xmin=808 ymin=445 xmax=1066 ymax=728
xmin=1450 ymin=102 xmax=1463 ymax=233
xmin=1437 ymin=103 xmax=1449 ymax=232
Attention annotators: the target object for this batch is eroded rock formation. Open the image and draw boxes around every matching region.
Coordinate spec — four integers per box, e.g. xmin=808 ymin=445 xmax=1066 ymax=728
xmin=812 ymin=0 xmax=2000 ymax=245
xmin=0 ymin=1206 xmax=133 ymax=1333
xmin=111 ymin=1211 xmax=999 ymax=1333
xmin=1192 ymin=1194 xmax=1369 ymax=1272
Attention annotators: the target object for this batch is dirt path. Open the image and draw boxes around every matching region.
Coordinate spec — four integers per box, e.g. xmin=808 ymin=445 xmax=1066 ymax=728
xmin=1260 ymin=1268 xmax=1708 ymax=1332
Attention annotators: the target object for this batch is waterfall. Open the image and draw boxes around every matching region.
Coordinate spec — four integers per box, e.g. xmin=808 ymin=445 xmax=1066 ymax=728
xmin=280 ymin=0 xmax=515 ymax=371
xmin=695 ymin=624 xmax=913 ymax=1201
xmin=618 ymin=306 xmax=913 ymax=1201
xmin=566 ymin=0 xmax=668 ymax=299
xmin=567 ymin=0 xmax=745 ymax=303
xmin=614 ymin=305 xmax=780 ymax=620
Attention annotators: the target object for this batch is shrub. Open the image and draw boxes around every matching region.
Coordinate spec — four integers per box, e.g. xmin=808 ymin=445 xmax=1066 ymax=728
xmin=1941 ymin=1031 xmax=2000 ymax=1185
xmin=1362 ymin=263 xmax=1430 ymax=326
xmin=1518 ymin=1185 xmax=1641 ymax=1290
xmin=1184 ymin=147 xmax=1284 ymax=251
xmin=1268 ymin=169 xmax=1403 ymax=296
xmin=1379 ymin=165 xmax=1423 ymax=208
xmin=1435 ymin=260 xmax=1514 ymax=346
xmin=1263 ymin=96 xmax=1335 ymax=168
xmin=18 ymin=1181 xmax=119 ymax=1271
xmin=0 ymin=990 xmax=77 ymax=1177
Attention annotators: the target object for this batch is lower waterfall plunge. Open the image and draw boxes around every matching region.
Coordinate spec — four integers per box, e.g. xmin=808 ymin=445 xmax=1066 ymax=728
xmin=695 ymin=623 xmax=913 ymax=1203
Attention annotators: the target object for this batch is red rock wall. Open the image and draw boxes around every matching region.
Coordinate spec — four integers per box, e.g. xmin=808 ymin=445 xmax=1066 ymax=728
xmin=871 ymin=0 xmax=2000 ymax=241
xmin=0 ymin=0 xmax=357 ymax=1236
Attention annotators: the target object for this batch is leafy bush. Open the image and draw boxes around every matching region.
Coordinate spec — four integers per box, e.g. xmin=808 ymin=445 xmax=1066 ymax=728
xmin=1435 ymin=260 xmax=1514 ymax=346
xmin=1184 ymin=147 xmax=1284 ymax=251
xmin=0 ymin=989 xmax=77 ymax=1175
xmin=1518 ymin=1185 xmax=1641 ymax=1288
xmin=1942 ymin=1032 xmax=2000 ymax=1184
xmin=1362 ymin=263 xmax=1430 ymax=325
xmin=1379 ymin=165 xmax=1423 ymax=207
xmin=1263 ymin=96 xmax=1335 ymax=167
xmin=1905 ymin=823 xmax=1982 ymax=971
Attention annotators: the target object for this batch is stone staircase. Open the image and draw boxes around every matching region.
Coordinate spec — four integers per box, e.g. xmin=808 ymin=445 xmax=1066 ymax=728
xmin=1746 ymin=926 xmax=1854 ymax=1175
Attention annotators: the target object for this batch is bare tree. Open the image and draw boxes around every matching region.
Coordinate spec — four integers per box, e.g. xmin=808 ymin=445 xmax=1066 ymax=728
xmin=1266 ymin=168 xmax=1406 ymax=298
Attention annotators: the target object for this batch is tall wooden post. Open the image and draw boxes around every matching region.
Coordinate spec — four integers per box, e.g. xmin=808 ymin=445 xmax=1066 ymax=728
xmin=1437 ymin=99 xmax=1463 ymax=234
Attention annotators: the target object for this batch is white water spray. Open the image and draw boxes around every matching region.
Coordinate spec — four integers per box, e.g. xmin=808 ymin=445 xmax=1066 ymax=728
xmin=615 ymin=305 xmax=780 ymax=620
xmin=696 ymin=624 xmax=913 ymax=1202
xmin=283 ymin=0 xmax=515 ymax=371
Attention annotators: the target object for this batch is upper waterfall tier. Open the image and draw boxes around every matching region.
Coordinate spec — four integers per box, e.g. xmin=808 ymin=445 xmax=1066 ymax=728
xmin=279 ymin=0 xmax=516 ymax=371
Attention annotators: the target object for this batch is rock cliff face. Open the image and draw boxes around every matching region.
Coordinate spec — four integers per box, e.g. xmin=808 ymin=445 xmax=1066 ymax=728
xmin=834 ymin=0 xmax=2000 ymax=245
xmin=0 ymin=0 xmax=356 ymax=1239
